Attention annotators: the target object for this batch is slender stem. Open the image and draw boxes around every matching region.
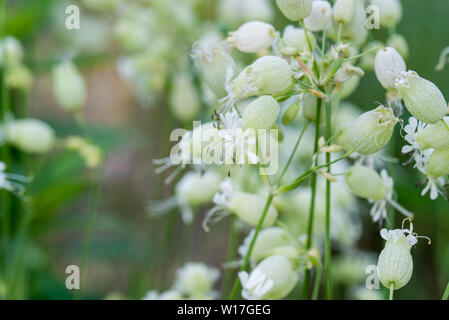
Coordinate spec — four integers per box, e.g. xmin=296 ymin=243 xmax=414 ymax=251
xmin=442 ymin=282 xmax=449 ymax=300
xmin=222 ymin=217 xmax=239 ymax=297
xmin=319 ymin=30 xmax=327 ymax=78
xmin=229 ymin=194 xmax=274 ymax=300
xmin=80 ymin=161 xmax=105 ymax=297
xmin=324 ymin=101 xmax=332 ymax=300
xmin=336 ymin=22 xmax=343 ymax=44
xmin=311 ymin=267 xmax=322 ymax=300
xmin=345 ymin=46 xmax=384 ymax=62
xmin=300 ymin=19 xmax=320 ymax=76
xmin=276 ymin=121 xmax=311 ymax=185
xmin=301 ymin=98 xmax=322 ymax=299
xmin=389 ymin=283 xmax=394 ymax=300
xmin=276 ymin=151 xmax=353 ymax=194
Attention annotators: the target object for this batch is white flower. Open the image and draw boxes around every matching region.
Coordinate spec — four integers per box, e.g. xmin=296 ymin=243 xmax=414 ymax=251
xmin=228 ymin=21 xmax=275 ymax=53
xmin=238 ymin=269 xmax=274 ymax=300
xmin=218 ymin=109 xmax=259 ymax=165
xmin=304 ymin=0 xmax=332 ymax=32
xmin=380 ymin=219 xmax=431 ymax=247
xmin=421 ymin=176 xmax=446 ymax=201
xmin=202 ymin=178 xmax=234 ymax=231
xmin=401 ymin=117 xmax=431 ymax=173
xmin=174 ymin=262 xmax=220 ymax=297
xmin=369 ymin=170 xmax=413 ymax=222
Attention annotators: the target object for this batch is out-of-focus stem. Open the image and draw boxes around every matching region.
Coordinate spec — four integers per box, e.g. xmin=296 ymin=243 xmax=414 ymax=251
xmin=324 ymin=100 xmax=332 ymax=300
xmin=222 ymin=217 xmax=239 ymax=297
xmin=442 ymin=282 xmax=449 ymax=300
xmin=302 ymin=98 xmax=322 ymax=299
xmin=80 ymin=161 xmax=105 ymax=297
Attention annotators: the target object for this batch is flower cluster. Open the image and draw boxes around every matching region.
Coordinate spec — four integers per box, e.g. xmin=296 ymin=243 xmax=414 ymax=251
xmin=149 ymin=0 xmax=447 ymax=300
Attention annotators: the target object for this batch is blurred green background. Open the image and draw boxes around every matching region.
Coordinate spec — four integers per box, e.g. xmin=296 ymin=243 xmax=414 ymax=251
xmin=0 ymin=0 xmax=448 ymax=300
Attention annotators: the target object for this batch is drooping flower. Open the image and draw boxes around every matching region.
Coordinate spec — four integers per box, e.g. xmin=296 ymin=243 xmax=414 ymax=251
xmin=345 ymin=165 xmax=412 ymax=222
xmin=377 ymin=219 xmax=430 ymax=292
xmin=203 ymin=178 xmax=278 ymax=231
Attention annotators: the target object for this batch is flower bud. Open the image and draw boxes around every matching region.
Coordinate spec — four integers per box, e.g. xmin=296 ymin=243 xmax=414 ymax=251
xmin=192 ymin=42 xmax=238 ymax=98
xmin=346 ymin=165 xmax=387 ymax=201
xmin=232 ymin=56 xmax=294 ymax=99
xmin=416 ymin=117 xmax=449 ymax=150
xmin=5 ymin=119 xmax=55 ymax=154
xmin=300 ymin=92 xmax=320 ymax=122
xmin=53 ymin=61 xmax=87 ymax=112
xmin=304 ymin=0 xmax=332 ymax=32
xmin=425 ymin=148 xmax=449 ymax=179
xmin=282 ymin=26 xmax=316 ymax=53
xmin=228 ymin=192 xmax=278 ymax=227
xmin=370 ymin=0 xmax=402 ymax=29
xmin=396 ymin=71 xmax=448 ymax=124
xmin=239 ymin=255 xmax=298 ymax=300
xmin=0 ymin=36 xmax=24 ymax=66
xmin=169 ymin=73 xmax=200 ymax=123
xmin=228 ymin=21 xmax=275 ymax=53
xmin=350 ymin=106 xmax=398 ymax=155
xmin=242 ymin=95 xmax=280 ymax=130
xmin=333 ymin=0 xmax=354 ymax=25
xmin=387 ymin=34 xmax=409 ymax=60
xmin=282 ymin=102 xmax=300 ymax=125
xmin=174 ymin=262 xmax=219 ymax=297
xmin=175 ymin=171 xmax=221 ymax=207
xmin=275 ymin=0 xmax=312 ymax=21
xmin=377 ymin=235 xmax=412 ymax=290
xmin=374 ymin=47 xmax=406 ymax=90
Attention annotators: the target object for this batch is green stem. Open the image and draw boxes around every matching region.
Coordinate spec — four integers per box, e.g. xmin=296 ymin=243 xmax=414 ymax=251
xmin=228 ymin=120 xmax=313 ymax=299
xmin=222 ymin=217 xmax=239 ymax=297
xmin=311 ymin=267 xmax=322 ymax=300
xmin=302 ymin=98 xmax=322 ymax=299
xmin=442 ymin=282 xmax=449 ymax=300
xmin=324 ymin=101 xmax=332 ymax=300
xmin=389 ymin=283 xmax=394 ymax=300
xmin=300 ymin=18 xmax=320 ymax=76
xmin=277 ymin=121 xmax=311 ymax=184
xmin=229 ymin=194 xmax=274 ymax=300
xmin=344 ymin=46 xmax=384 ymax=62
xmin=80 ymin=161 xmax=105 ymax=297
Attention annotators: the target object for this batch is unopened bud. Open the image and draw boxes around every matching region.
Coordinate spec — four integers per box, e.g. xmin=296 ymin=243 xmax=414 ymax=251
xmin=228 ymin=21 xmax=276 ymax=53
xmin=282 ymin=102 xmax=300 ymax=125
xmin=242 ymin=95 xmax=280 ymax=130
xmin=232 ymin=55 xmax=294 ymax=99
xmin=374 ymin=47 xmax=406 ymax=90
xmin=346 ymin=165 xmax=387 ymax=200
xmin=275 ymin=0 xmax=312 ymax=21
xmin=53 ymin=61 xmax=86 ymax=112
xmin=396 ymin=71 xmax=447 ymax=124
